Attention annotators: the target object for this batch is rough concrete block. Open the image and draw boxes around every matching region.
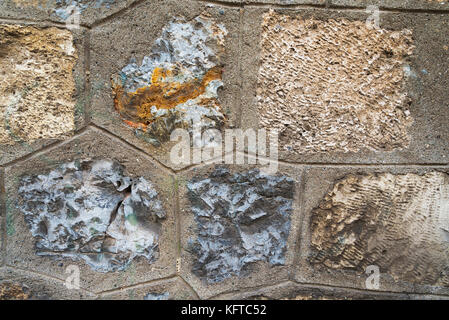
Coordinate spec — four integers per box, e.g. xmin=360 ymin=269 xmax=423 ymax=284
xmin=295 ymin=165 xmax=449 ymax=295
xmin=0 ymin=0 xmax=139 ymax=26
xmin=0 ymin=267 xmax=96 ymax=299
xmin=331 ymin=0 xmax=449 ymax=11
xmin=178 ymin=163 xmax=303 ymax=299
xmin=100 ymin=277 xmax=198 ymax=300
xmin=4 ymin=127 xmax=177 ymax=293
xmin=0 ymin=24 xmax=87 ymax=166
xmin=89 ymin=0 xmax=241 ymax=170
xmin=241 ymin=8 xmax=449 ymax=164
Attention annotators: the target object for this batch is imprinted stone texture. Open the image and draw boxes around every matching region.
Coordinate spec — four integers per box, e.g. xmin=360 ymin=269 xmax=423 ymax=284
xmin=0 ymin=24 xmax=77 ymax=145
xmin=311 ymin=171 xmax=449 ymax=286
xmin=257 ymin=10 xmax=414 ymax=153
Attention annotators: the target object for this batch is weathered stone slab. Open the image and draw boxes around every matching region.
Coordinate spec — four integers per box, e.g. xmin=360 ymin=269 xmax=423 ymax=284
xmin=295 ymin=166 xmax=449 ymax=295
xmin=90 ymin=0 xmax=241 ymax=170
xmin=4 ymin=127 xmax=177 ymax=293
xmin=242 ymin=8 xmax=449 ymax=164
xmin=178 ymin=163 xmax=303 ymax=299
xmin=0 ymin=24 xmax=87 ymax=166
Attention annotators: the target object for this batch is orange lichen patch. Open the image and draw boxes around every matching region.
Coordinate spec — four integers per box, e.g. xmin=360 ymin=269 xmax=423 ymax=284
xmin=112 ymin=66 xmax=222 ymax=129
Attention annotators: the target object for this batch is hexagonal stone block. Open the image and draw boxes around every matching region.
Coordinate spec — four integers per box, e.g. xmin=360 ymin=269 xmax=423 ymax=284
xmin=101 ymin=277 xmax=197 ymax=300
xmin=295 ymin=166 xmax=449 ymax=296
xmin=0 ymin=0 xmax=140 ymax=26
xmin=0 ymin=267 xmax=95 ymax=299
xmin=0 ymin=23 xmax=87 ymax=166
xmin=89 ymin=0 xmax=241 ymax=170
xmin=4 ymin=127 xmax=177 ymax=293
xmin=241 ymin=8 xmax=449 ymax=164
xmin=178 ymin=163 xmax=303 ymax=299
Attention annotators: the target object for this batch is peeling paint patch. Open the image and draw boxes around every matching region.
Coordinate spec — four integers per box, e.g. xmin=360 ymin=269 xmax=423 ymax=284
xmin=187 ymin=167 xmax=294 ymax=283
xmin=18 ymin=159 xmax=166 ymax=273
xmin=0 ymin=24 xmax=77 ymax=145
xmin=111 ymin=15 xmax=227 ymax=146
xmin=310 ymin=171 xmax=449 ymax=286
xmin=257 ymin=11 xmax=415 ymax=153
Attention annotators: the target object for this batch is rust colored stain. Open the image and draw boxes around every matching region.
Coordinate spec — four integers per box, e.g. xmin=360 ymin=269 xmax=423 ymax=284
xmin=112 ymin=66 xmax=222 ymax=131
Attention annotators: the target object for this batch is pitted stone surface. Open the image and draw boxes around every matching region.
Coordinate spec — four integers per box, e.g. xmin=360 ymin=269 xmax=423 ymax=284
xmin=310 ymin=171 xmax=449 ymax=286
xmin=257 ymin=10 xmax=415 ymax=153
xmin=187 ymin=167 xmax=294 ymax=283
xmin=111 ymin=14 xmax=227 ymax=146
xmin=18 ymin=159 xmax=166 ymax=272
xmin=0 ymin=24 xmax=77 ymax=145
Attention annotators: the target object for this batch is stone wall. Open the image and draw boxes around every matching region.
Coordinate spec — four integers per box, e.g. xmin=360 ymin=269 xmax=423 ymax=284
xmin=0 ymin=0 xmax=448 ymax=300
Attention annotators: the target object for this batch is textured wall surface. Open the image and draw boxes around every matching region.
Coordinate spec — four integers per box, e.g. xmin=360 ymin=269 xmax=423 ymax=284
xmin=0 ymin=24 xmax=77 ymax=144
xmin=0 ymin=0 xmax=448 ymax=301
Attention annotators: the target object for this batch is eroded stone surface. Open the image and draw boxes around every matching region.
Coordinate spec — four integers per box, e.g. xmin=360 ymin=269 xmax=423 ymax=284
xmin=311 ymin=171 xmax=449 ymax=286
xmin=257 ymin=10 xmax=414 ymax=153
xmin=0 ymin=24 xmax=77 ymax=145
xmin=0 ymin=281 xmax=30 ymax=300
xmin=111 ymin=15 xmax=227 ymax=146
xmin=187 ymin=167 xmax=294 ymax=283
xmin=18 ymin=159 xmax=166 ymax=272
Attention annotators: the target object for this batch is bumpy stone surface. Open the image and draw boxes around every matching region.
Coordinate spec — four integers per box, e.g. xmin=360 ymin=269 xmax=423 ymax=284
xmin=0 ymin=282 xmax=30 ymax=300
xmin=187 ymin=167 xmax=294 ymax=283
xmin=310 ymin=171 xmax=449 ymax=286
xmin=257 ymin=10 xmax=415 ymax=153
xmin=18 ymin=159 xmax=166 ymax=272
xmin=111 ymin=14 xmax=227 ymax=146
xmin=0 ymin=24 xmax=77 ymax=145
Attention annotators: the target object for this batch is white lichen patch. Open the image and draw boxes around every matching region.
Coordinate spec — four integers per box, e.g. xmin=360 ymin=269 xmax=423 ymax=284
xmin=0 ymin=24 xmax=77 ymax=145
xmin=311 ymin=171 xmax=449 ymax=286
xmin=257 ymin=11 xmax=415 ymax=153
xmin=112 ymin=15 xmax=228 ymax=145
xmin=18 ymin=159 xmax=166 ymax=272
